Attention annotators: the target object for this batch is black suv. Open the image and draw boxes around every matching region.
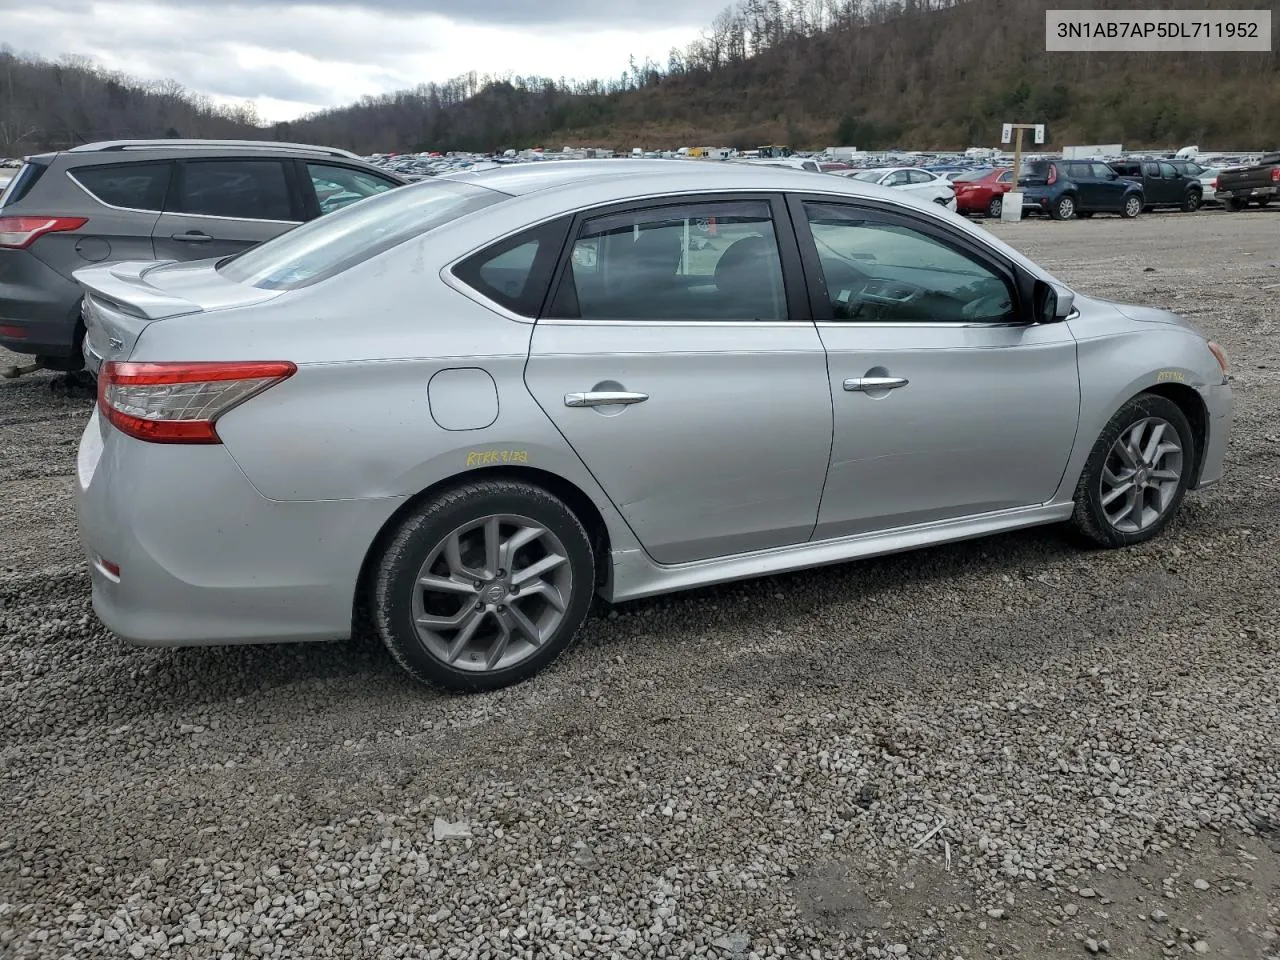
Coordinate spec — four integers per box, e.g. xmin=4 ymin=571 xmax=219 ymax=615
xmin=1108 ymin=159 xmax=1203 ymax=212
xmin=0 ymin=140 xmax=405 ymax=377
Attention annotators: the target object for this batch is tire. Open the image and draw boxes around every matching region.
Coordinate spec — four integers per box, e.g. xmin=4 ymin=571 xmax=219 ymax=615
xmin=1070 ymin=394 xmax=1195 ymax=549
xmin=1051 ymin=194 xmax=1076 ymax=220
xmin=1182 ymin=191 xmax=1201 ymax=213
xmin=371 ymin=480 xmax=595 ymax=692
xmin=1259 ymin=197 xmax=1272 ymax=207
xmin=986 ymin=195 xmax=1003 ymax=218
xmin=1121 ymin=194 xmax=1143 ymax=219
xmin=1225 ymin=197 xmax=1246 ymax=212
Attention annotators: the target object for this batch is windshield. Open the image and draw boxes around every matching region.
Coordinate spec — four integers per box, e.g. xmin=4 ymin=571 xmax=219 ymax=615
xmin=218 ymin=178 xmax=506 ymax=291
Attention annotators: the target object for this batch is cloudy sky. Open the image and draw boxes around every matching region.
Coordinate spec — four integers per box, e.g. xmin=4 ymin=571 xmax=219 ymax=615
xmin=3 ymin=0 xmax=731 ymax=122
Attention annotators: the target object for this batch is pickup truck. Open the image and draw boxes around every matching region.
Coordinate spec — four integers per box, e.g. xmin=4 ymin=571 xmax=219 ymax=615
xmin=1108 ymin=159 xmax=1203 ymax=212
xmin=1214 ymin=152 xmax=1280 ymax=211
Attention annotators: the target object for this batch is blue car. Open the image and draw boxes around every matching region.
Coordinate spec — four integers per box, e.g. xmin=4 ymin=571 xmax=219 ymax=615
xmin=1019 ymin=159 xmax=1145 ymax=220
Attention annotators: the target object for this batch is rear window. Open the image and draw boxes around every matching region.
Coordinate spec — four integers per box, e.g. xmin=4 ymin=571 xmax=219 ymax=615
xmin=217 ymin=178 xmax=506 ymax=291
xmin=953 ymin=169 xmax=992 ymax=182
xmin=0 ymin=161 xmax=48 ymax=208
xmin=70 ymin=162 xmax=171 ymax=212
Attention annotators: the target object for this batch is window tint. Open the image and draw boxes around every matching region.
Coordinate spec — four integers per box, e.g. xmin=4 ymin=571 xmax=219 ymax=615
xmin=453 ymin=219 xmax=569 ymax=317
xmin=998 ymin=170 xmax=1013 ymax=183
xmin=306 ymin=162 xmax=397 ymax=216
xmin=1142 ymin=162 xmax=1160 ymax=176
xmin=885 ymin=170 xmax=910 ymax=186
xmin=0 ymin=161 xmax=48 ymax=208
xmin=908 ymin=169 xmax=934 ymax=184
xmin=802 ymin=202 xmax=1015 ymax=324
xmin=1089 ymin=163 xmax=1114 ymax=179
xmin=552 ymin=200 xmax=787 ymax=322
xmin=71 ymin=162 xmax=171 ymax=212
xmin=177 ymin=160 xmax=293 ymax=221
xmin=1159 ymin=162 xmax=1178 ymax=178
xmin=218 ymin=179 xmax=504 ymax=291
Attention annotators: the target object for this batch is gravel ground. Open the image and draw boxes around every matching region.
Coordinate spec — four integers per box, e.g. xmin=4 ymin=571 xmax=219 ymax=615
xmin=2 ymin=209 xmax=1278 ymax=959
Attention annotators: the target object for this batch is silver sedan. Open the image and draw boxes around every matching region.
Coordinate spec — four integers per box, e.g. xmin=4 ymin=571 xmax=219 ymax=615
xmin=74 ymin=160 xmax=1233 ymax=691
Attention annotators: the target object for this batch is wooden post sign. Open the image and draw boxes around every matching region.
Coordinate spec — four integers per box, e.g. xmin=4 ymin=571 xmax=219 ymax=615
xmin=999 ymin=123 xmax=1045 ymax=222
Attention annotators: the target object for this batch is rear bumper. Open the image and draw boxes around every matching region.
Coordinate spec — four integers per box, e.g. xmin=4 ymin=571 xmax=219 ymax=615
xmin=76 ymin=408 xmax=404 ymax=646
xmin=0 ymin=248 xmax=83 ymax=358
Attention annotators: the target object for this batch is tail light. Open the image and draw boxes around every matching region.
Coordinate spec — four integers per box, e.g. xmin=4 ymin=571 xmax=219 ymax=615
xmin=97 ymin=360 xmax=296 ymax=444
xmin=1272 ymin=168 xmax=1279 ymax=183
xmin=0 ymin=216 xmax=88 ymax=249
xmin=1047 ymin=165 xmax=1058 ymax=185
xmin=1211 ymin=177 xmax=1218 ymax=189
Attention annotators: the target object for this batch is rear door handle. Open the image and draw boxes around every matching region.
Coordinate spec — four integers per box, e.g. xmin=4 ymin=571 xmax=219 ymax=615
xmin=844 ymin=377 xmax=909 ymax=392
xmin=171 ymin=231 xmax=212 ymax=242
xmin=564 ymin=391 xmax=649 ymax=407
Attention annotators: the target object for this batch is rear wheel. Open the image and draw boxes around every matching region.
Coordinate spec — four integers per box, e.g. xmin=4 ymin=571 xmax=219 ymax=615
xmin=371 ymin=480 xmax=595 ymax=691
xmin=1259 ymin=197 xmax=1273 ymax=207
xmin=1225 ymin=196 xmax=1247 ymax=212
xmin=1051 ymin=195 xmax=1076 ymax=220
xmin=1121 ymin=195 xmax=1143 ymax=219
xmin=986 ymin=195 xmax=1003 ymax=218
xmin=1071 ymin=394 xmax=1195 ymax=548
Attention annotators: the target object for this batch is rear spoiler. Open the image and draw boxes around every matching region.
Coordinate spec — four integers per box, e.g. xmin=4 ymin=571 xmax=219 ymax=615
xmin=72 ymin=261 xmax=205 ymax=321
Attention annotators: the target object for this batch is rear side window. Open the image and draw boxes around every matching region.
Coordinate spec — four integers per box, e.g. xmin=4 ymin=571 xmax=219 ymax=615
xmin=1066 ymin=162 xmax=1093 ymax=179
xmin=217 ymin=178 xmax=505 ymax=291
xmin=71 ymin=162 xmax=171 ymax=212
xmin=453 ymin=219 xmax=570 ymax=317
xmin=0 ymin=162 xmax=48 ymax=208
xmin=176 ymin=159 xmax=294 ymax=221
xmin=306 ymin=162 xmax=398 ymax=216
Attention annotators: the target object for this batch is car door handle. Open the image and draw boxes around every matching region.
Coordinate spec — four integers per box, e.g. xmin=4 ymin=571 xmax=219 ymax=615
xmin=844 ymin=377 xmax=909 ymax=392
xmin=170 ymin=231 xmax=212 ymax=242
xmin=564 ymin=391 xmax=649 ymax=407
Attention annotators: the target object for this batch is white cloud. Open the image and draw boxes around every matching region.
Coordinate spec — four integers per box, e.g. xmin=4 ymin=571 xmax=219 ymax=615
xmin=2 ymin=1 xmax=713 ymax=122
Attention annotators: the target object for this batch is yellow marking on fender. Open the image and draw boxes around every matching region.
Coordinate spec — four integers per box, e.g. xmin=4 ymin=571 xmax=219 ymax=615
xmin=1156 ymin=370 xmax=1186 ymax=383
xmin=466 ymin=450 xmax=529 ymax=466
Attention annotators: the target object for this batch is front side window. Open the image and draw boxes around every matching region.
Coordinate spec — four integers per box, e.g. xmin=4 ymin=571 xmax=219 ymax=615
xmin=176 ymin=159 xmax=293 ymax=221
xmin=550 ymin=200 xmax=787 ymax=322
xmin=71 ymin=162 xmax=171 ymax=212
xmin=218 ymin=179 xmax=505 ymax=291
xmin=306 ymin=162 xmax=398 ymax=216
xmin=802 ymin=202 xmax=1016 ymax=324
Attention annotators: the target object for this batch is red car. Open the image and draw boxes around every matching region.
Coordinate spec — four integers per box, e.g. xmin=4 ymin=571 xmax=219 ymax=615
xmin=953 ymin=167 xmax=1015 ymax=217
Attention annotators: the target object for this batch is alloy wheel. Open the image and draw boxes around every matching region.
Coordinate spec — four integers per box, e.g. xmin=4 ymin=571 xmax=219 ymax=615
xmin=1100 ymin=417 xmax=1184 ymax=533
xmin=411 ymin=514 xmax=573 ymax=672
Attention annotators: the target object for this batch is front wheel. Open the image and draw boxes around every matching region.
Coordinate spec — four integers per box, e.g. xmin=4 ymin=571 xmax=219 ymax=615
xmin=371 ymin=480 xmax=595 ymax=691
xmin=1051 ymin=195 xmax=1075 ymax=220
xmin=1182 ymin=191 xmax=1201 ymax=213
xmin=987 ymin=195 xmax=1003 ymax=218
xmin=1121 ymin=195 xmax=1143 ymax=219
xmin=1070 ymin=394 xmax=1195 ymax=548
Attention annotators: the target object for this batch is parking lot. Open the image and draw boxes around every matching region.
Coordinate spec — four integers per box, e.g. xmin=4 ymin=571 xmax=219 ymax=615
xmin=1 ymin=210 xmax=1278 ymax=958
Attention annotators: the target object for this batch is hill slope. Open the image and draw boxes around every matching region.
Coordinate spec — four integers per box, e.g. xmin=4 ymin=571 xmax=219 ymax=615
xmin=290 ymin=0 xmax=1280 ymax=153
xmin=3 ymin=0 xmax=1277 ymax=157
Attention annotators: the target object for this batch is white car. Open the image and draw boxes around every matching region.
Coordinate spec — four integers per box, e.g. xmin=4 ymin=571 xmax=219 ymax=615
xmin=1198 ymin=167 xmax=1221 ymax=206
xmin=843 ymin=167 xmax=957 ymax=210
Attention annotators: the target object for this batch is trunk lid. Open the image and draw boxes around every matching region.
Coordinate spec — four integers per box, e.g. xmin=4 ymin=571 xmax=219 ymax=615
xmin=74 ymin=259 xmax=286 ymax=373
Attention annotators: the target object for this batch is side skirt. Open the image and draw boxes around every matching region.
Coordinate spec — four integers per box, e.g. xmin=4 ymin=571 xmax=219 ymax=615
xmin=605 ymin=502 xmax=1075 ymax=602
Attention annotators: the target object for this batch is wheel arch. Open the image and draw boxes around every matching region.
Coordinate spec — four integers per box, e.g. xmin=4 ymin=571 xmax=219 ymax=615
xmin=1142 ymin=383 xmax=1208 ymax=485
xmin=352 ymin=465 xmax=614 ymax=632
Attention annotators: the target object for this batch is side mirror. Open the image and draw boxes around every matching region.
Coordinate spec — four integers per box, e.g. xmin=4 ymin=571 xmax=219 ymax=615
xmin=1034 ymin=280 xmax=1074 ymax=323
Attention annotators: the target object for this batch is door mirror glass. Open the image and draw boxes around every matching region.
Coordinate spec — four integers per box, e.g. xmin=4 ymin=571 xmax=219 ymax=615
xmin=1035 ymin=280 xmax=1074 ymax=323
